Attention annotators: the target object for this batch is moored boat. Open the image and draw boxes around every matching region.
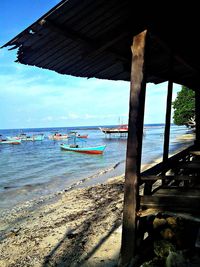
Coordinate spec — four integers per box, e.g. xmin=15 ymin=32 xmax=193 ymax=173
xmin=60 ymin=143 xmax=106 ymax=154
xmin=0 ymin=139 xmax=21 ymax=145
xmin=48 ymin=132 xmax=68 ymax=140
xmin=99 ymin=124 xmax=128 ymax=134
xmin=77 ymin=134 xmax=88 ymax=138
xmin=8 ymin=133 xmax=45 ymax=141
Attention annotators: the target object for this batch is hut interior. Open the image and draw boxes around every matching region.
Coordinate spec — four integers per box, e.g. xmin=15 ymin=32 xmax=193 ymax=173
xmin=2 ymin=1 xmax=200 ymax=266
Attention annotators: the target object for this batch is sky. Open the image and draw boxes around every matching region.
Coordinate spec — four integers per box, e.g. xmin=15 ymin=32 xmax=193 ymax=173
xmin=0 ymin=0 xmax=181 ymax=129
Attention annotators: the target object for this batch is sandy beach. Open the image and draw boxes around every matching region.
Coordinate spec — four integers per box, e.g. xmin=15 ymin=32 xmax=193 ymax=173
xmin=0 ymin=175 xmax=125 ymax=267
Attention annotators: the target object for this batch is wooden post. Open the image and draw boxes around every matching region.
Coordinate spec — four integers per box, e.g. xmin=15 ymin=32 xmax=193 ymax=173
xmin=163 ymin=80 xmax=173 ymax=165
xmin=119 ymin=30 xmax=147 ymax=267
xmin=195 ymin=89 xmax=200 ymax=148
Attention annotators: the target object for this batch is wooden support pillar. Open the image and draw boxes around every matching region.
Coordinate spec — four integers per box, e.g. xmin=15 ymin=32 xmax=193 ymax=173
xmin=119 ymin=30 xmax=147 ymax=267
xmin=195 ymin=89 xmax=200 ymax=148
xmin=163 ymin=80 xmax=173 ymax=165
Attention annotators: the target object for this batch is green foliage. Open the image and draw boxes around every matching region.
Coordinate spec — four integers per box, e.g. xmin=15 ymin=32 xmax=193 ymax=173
xmin=172 ymin=86 xmax=195 ymax=126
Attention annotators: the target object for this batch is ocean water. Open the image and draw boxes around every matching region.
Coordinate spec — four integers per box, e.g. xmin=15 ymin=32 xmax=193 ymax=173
xmin=0 ymin=124 xmax=194 ymax=211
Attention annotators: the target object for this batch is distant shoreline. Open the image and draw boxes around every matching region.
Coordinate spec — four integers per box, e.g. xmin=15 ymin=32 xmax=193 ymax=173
xmin=0 ymin=123 xmax=169 ymax=131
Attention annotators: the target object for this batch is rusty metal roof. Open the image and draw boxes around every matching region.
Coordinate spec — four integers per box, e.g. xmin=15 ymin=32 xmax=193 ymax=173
xmin=2 ymin=0 xmax=200 ymax=89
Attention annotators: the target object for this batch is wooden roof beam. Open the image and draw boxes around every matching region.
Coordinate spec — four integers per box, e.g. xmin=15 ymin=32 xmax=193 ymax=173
xmin=40 ymin=19 xmax=129 ymax=63
xmin=39 ymin=19 xmax=92 ymax=47
xmin=152 ymin=34 xmax=199 ymax=75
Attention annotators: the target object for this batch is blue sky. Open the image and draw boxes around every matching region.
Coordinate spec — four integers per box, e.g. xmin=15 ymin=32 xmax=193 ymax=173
xmin=0 ymin=0 xmax=181 ymax=129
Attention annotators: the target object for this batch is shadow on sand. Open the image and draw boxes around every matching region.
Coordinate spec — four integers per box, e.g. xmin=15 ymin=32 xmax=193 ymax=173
xmin=42 ymin=182 xmax=123 ymax=267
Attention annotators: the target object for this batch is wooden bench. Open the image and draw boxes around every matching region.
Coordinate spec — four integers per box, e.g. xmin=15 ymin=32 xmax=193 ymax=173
xmin=139 ymin=174 xmax=200 ymax=215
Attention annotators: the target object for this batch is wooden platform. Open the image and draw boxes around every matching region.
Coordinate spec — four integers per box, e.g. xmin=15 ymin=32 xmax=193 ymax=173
xmin=140 ymin=187 xmax=200 ymax=214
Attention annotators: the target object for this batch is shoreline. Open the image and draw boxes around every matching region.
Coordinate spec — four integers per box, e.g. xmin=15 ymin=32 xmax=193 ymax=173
xmin=0 ymin=133 xmax=195 ymax=266
xmin=0 ymin=174 xmax=125 ymax=267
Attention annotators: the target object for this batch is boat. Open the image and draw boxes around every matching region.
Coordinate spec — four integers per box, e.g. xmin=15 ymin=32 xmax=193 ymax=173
xmin=60 ymin=143 xmax=106 ymax=154
xmin=77 ymin=134 xmax=88 ymax=138
xmin=48 ymin=132 xmax=68 ymax=140
xmin=0 ymin=138 xmax=21 ymax=145
xmin=99 ymin=124 xmax=128 ymax=134
xmin=21 ymin=134 xmax=44 ymax=141
xmin=31 ymin=134 xmax=45 ymax=141
xmin=8 ymin=133 xmax=45 ymax=141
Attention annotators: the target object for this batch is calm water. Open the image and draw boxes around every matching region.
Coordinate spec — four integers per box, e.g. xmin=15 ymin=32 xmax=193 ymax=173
xmin=0 ymin=124 xmax=194 ymax=211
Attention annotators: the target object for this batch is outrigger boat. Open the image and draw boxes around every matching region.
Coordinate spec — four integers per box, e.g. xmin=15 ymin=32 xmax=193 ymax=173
xmin=60 ymin=143 xmax=106 ymax=154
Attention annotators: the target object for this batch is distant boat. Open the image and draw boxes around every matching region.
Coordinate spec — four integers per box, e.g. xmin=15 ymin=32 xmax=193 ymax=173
xmin=8 ymin=133 xmax=44 ymax=141
xmin=60 ymin=143 xmax=106 ymax=154
xmin=68 ymin=132 xmax=88 ymax=138
xmin=48 ymin=132 xmax=68 ymax=140
xmin=77 ymin=134 xmax=88 ymax=138
xmin=99 ymin=124 xmax=128 ymax=134
xmin=0 ymin=138 xmax=21 ymax=145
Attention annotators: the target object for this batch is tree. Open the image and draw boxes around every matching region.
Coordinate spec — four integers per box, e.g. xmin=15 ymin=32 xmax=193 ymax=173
xmin=172 ymin=86 xmax=195 ymax=128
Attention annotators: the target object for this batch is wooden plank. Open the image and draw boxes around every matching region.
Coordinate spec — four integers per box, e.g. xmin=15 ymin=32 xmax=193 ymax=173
xmin=141 ymin=175 xmax=199 ymax=181
xmin=140 ymin=195 xmax=200 ymax=212
xmin=154 ymin=188 xmax=200 ymax=196
xmin=119 ymin=30 xmax=147 ymax=267
xmin=163 ymin=79 xmax=173 ymax=164
xmin=141 ymin=145 xmax=194 ymax=176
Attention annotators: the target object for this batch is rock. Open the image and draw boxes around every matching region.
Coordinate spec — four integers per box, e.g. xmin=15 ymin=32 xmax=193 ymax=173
xmin=160 ymin=228 xmax=175 ymax=240
xmin=166 ymin=217 xmax=177 ymax=229
xmin=153 ymin=218 xmax=167 ymax=229
xmin=154 ymin=240 xmax=175 ymax=258
xmin=166 ymin=251 xmax=188 ymax=267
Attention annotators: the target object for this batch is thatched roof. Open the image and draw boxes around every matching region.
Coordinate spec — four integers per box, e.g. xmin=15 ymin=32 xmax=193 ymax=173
xmin=2 ymin=0 xmax=200 ymax=88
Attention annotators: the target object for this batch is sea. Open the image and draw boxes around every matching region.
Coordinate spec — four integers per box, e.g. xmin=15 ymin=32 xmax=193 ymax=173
xmin=0 ymin=124 xmax=194 ymax=213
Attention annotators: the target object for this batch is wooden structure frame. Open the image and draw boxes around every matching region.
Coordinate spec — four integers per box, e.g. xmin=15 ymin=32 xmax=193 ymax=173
xmin=1 ymin=1 xmax=200 ymax=266
xmin=119 ymin=30 xmax=200 ymax=266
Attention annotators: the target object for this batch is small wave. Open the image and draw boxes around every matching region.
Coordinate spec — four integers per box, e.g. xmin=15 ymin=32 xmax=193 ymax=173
xmin=63 ymin=160 xmax=125 ymax=192
xmin=0 ymin=160 xmax=125 ymax=216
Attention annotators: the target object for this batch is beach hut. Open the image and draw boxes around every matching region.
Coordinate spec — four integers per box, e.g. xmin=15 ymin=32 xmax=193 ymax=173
xmin=2 ymin=1 xmax=200 ymax=266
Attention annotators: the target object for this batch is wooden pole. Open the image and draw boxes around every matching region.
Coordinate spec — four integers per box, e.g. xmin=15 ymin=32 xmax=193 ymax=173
xmin=195 ymin=89 xmax=200 ymax=148
xmin=163 ymin=80 xmax=173 ymax=165
xmin=119 ymin=30 xmax=147 ymax=267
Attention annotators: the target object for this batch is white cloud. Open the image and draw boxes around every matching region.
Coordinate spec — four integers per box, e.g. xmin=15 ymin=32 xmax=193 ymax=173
xmin=68 ymin=113 xmax=80 ymax=119
xmin=42 ymin=116 xmax=53 ymax=121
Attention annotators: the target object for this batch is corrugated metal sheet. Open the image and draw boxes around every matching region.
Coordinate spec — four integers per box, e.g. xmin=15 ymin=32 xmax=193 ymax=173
xmin=2 ymin=0 xmax=200 ymax=88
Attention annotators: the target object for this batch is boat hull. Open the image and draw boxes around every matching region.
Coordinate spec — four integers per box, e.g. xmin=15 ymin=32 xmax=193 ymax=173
xmin=0 ymin=140 xmax=21 ymax=145
xmin=77 ymin=135 xmax=88 ymax=138
xmin=9 ymin=134 xmax=44 ymax=141
xmin=48 ymin=134 xmax=68 ymax=140
xmin=60 ymin=144 xmax=106 ymax=154
xmin=99 ymin=126 xmax=128 ymax=134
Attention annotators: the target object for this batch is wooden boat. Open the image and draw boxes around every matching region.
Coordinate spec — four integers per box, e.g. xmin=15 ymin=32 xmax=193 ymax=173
xmin=48 ymin=132 xmax=68 ymax=140
xmin=99 ymin=124 xmax=128 ymax=134
xmin=60 ymin=143 xmax=106 ymax=154
xmin=9 ymin=133 xmax=44 ymax=141
xmin=28 ymin=134 xmax=44 ymax=141
xmin=77 ymin=134 xmax=88 ymax=138
xmin=68 ymin=131 xmax=88 ymax=138
xmin=0 ymin=139 xmax=21 ymax=145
